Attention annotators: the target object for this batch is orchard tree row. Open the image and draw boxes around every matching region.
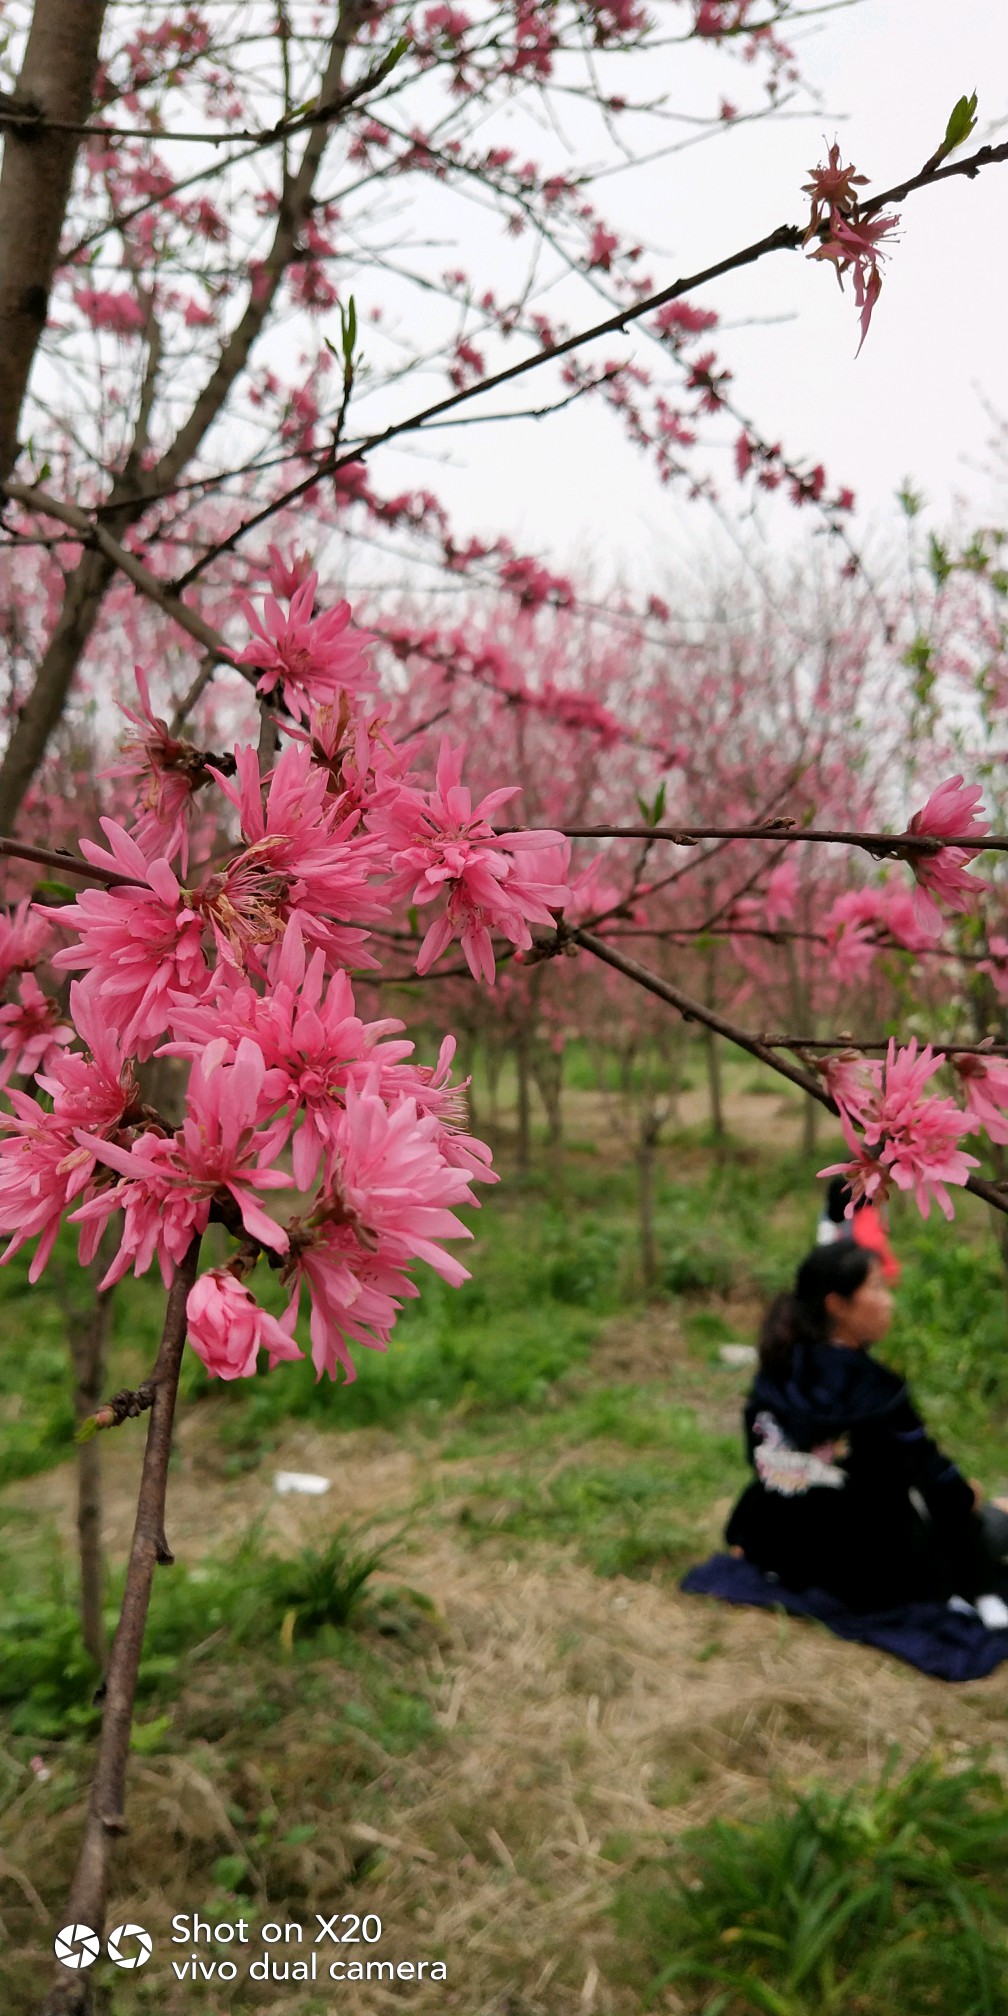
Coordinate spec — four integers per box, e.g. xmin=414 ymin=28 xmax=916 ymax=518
xmin=1 ymin=4 xmax=1007 ymax=2007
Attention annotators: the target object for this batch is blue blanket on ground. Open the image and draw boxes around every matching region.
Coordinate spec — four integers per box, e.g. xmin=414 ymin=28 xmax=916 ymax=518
xmin=681 ymin=1553 xmax=1008 ymax=1682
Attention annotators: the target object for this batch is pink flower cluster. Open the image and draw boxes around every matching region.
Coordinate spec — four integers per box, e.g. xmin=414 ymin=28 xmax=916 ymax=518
xmin=903 ymin=775 xmax=989 ymax=935
xmin=819 ymin=1039 xmax=985 ymax=1220
xmin=0 ymin=572 xmax=597 ymax=1382
xmin=803 ymin=143 xmax=900 ymax=351
xmin=375 ymin=738 xmax=571 ymax=981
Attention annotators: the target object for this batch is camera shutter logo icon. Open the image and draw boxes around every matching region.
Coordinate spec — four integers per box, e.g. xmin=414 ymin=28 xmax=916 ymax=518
xmin=54 ymin=1925 xmax=100 ymax=1970
xmin=107 ymin=1923 xmax=153 ymax=1969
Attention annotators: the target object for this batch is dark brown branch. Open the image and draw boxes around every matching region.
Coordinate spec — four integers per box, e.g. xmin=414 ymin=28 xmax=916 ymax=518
xmin=82 ymin=1382 xmax=158 ymax=1437
xmin=174 ymin=137 xmax=1008 ymax=593
xmin=572 ymin=927 xmax=1008 ymax=1218
xmin=38 ymin=1236 xmax=202 ymax=2016
xmin=508 ymin=822 xmax=1003 ymax=854
xmin=0 ymin=836 xmax=134 ymax=888
xmin=0 ymin=32 xmax=405 ymax=152
xmin=573 ymin=926 xmax=824 ymax=1100
xmin=763 ymin=1035 xmax=1008 ymax=1057
xmin=3 ymin=480 xmax=248 ymax=676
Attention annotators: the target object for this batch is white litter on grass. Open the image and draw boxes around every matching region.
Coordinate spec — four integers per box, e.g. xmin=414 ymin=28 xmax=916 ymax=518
xmin=273 ymin=1471 xmax=331 ymax=1496
xmin=718 ymin=1344 xmax=758 ymax=1369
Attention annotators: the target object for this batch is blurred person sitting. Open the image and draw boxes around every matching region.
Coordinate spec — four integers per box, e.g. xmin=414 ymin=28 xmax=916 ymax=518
xmin=725 ymin=1244 xmax=1008 ymax=1620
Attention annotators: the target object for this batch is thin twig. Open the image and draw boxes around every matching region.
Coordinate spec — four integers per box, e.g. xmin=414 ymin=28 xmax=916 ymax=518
xmin=38 ymin=1237 xmax=202 ymax=2016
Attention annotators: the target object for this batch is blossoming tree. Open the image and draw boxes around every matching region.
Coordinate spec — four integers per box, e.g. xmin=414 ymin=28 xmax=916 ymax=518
xmin=2 ymin=5 xmax=1008 ymax=2006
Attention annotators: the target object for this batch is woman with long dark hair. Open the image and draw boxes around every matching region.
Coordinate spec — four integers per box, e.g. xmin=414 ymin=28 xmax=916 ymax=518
xmin=725 ymin=1244 xmax=1008 ymax=1615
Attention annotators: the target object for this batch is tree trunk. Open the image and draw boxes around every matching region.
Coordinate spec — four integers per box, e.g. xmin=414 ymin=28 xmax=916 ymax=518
xmin=638 ymin=1107 xmax=660 ymax=1296
xmin=987 ymin=1145 xmax=1008 ymax=1326
xmin=703 ymin=946 xmax=725 ymax=1145
xmin=704 ymin=1027 xmax=724 ymax=1143
xmin=802 ymin=1090 xmax=818 ymax=1157
xmin=514 ymin=1027 xmax=532 ymax=1173
xmin=532 ymin=1043 xmax=564 ymax=1150
xmin=70 ymin=1280 xmax=113 ymax=1666
xmin=485 ymin=1041 xmax=502 ymax=1124
xmin=0 ymin=0 xmax=109 ymax=486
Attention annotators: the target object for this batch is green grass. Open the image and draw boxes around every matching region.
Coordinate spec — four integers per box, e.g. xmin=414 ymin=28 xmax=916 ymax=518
xmin=451 ymin=1381 xmax=745 ymax=1576
xmin=6 ymin=1060 xmax=1008 ymax=2014
xmin=613 ymin=1752 xmax=1008 ymax=2015
xmin=0 ymin=1522 xmax=430 ymax=1741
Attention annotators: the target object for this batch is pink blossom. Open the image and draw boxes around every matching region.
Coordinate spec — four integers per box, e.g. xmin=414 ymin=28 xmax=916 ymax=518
xmin=819 ymin=1053 xmax=880 ymax=1134
xmin=823 ymin=911 xmax=876 ymax=985
xmin=377 ymin=739 xmax=571 ymax=982
xmin=74 ymin=287 xmax=146 ymax=336
xmin=283 ymin=1227 xmax=417 ymax=1383
xmin=821 ymin=1039 xmax=978 ymax=1221
xmin=0 ymin=901 xmax=51 ymax=989
xmin=382 ymin=1035 xmax=497 ymax=1185
xmin=187 ymin=1269 xmax=302 ymax=1379
xmin=881 ymin=1101 xmax=978 ymax=1221
xmin=203 ymin=744 xmax=387 ymax=971
xmin=825 ymin=883 xmax=933 ymax=958
xmin=904 ymin=775 xmax=988 ymax=934
xmin=0 ymin=974 xmax=72 ymax=1085
xmin=588 ymin=224 xmax=619 ymax=270
xmin=763 ymin=859 xmax=798 ymax=931
xmin=979 ymin=935 xmax=1008 ymax=1000
xmin=0 ymin=1096 xmax=93 ymax=1281
xmin=75 ymin=1038 xmax=292 ymax=1287
xmin=322 ymin=1078 xmax=477 ymax=1280
xmin=42 ymin=820 xmax=209 ymax=1057
xmin=424 ymin=3 xmax=471 ymax=36
xmin=166 ymin=922 xmax=413 ymax=1189
xmin=808 ymin=207 xmax=900 ymax=352
xmin=801 ymin=143 xmax=868 ymax=236
xmin=37 ymin=979 xmax=138 ymax=1132
xmin=226 ymin=1069 xmax=480 ymax=1371
xmin=818 ymin=1146 xmax=890 ymax=1212
xmin=105 ymin=666 xmax=208 ymax=870
xmin=263 ymin=544 xmax=314 ymax=598
xmin=954 ymin=1055 xmax=1008 ymax=1146
xmin=237 ymin=575 xmax=376 ymax=721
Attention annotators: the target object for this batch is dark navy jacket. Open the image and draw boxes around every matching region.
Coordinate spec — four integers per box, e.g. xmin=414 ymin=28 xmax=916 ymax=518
xmin=725 ymin=1340 xmax=980 ymax=1610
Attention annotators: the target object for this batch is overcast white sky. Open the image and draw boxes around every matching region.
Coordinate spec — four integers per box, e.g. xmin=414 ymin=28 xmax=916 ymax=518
xmin=357 ymin=0 xmax=1008 ymax=597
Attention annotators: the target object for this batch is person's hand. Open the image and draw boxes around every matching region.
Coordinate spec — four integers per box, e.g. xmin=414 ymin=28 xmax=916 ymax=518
xmin=969 ymin=1478 xmax=985 ymax=1508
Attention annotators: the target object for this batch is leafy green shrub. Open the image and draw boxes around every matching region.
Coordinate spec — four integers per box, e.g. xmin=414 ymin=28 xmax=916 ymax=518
xmin=245 ymin=1528 xmax=395 ymax=1637
xmin=661 ymin=1235 xmax=737 ymax=1295
xmin=544 ymin=1221 xmax=624 ymax=1305
xmin=0 ymin=1597 xmax=101 ymax=1736
xmin=613 ymin=1753 xmax=1008 ymax=2015
xmin=887 ymin=1231 xmax=1008 ymax=1416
